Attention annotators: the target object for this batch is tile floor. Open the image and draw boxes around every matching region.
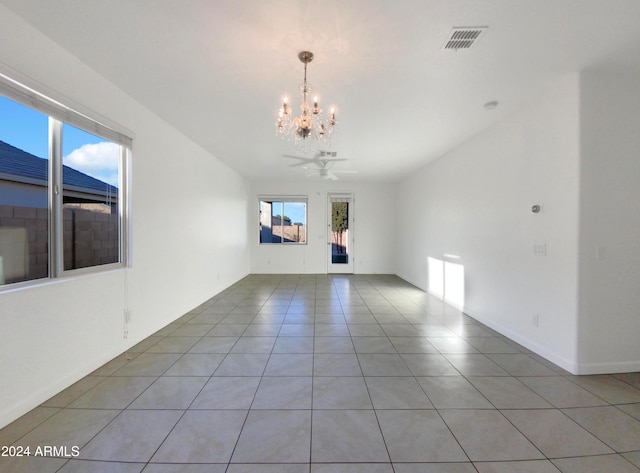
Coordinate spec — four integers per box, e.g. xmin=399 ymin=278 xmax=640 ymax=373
xmin=2 ymin=274 xmax=640 ymax=473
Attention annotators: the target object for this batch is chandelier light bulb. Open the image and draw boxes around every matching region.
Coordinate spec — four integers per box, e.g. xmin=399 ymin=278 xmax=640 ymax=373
xmin=276 ymin=50 xmax=337 ymax=154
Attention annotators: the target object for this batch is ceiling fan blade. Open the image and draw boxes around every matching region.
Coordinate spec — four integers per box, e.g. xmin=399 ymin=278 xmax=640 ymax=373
xmin=319 ymin=158 xmax=348 ymax=171
xmin=282 ymin=154 xmax=319 ymax=167
xmin=332 ymin=170 xmax=358 ymax=174
xmin=327 ymin=171 xmax=339 ymax=181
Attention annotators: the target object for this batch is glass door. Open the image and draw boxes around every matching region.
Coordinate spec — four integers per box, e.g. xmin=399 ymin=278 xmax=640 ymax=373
xmin=328 ymin=194 xmax=354 ymax=273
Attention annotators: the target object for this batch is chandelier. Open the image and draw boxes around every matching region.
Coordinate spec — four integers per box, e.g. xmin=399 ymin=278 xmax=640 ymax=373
xmin=276 ymin=51 xmax=337 ymax=154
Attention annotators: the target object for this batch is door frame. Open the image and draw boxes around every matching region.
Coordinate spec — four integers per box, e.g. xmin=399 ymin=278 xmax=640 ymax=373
xmin=327 ymin=192 xmax=354 ymax=274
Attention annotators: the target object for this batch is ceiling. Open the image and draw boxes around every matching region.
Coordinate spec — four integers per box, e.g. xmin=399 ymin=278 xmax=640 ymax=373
xmin=3 ymin=0 xmax=640 ymax=183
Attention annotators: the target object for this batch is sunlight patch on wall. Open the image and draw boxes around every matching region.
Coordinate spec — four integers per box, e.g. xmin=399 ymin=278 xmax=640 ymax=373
xmin=427 ymin=257 xmax=444 ymax=299
xmin=428 ymin=256 xmax=465 ymax=310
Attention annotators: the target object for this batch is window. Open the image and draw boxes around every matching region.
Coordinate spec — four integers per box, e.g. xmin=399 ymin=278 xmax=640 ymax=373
xmin=62 ymin=124 xmax=122 ymax=271
xmin=0 ymin=75 xmax=131 ymax=288
xmin=259 ymin=198 xmax=307 ymax=244
xmin=0 ymin=96 xmax=49 ymax=285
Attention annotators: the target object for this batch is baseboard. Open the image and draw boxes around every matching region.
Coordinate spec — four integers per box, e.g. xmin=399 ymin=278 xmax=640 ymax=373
xmin=394 ymin=271 xmax=426 ymax=292
xmin=570 ymin=359 xmax=640 ymax=375
xmin=0 ymin=348 xmax=123 ymax=429
xmin=462 ymin=306 xmax=579 ymax=374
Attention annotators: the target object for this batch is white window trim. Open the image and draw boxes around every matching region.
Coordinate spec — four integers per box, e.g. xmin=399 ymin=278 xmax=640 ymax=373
xmin=258 ymin=196 xmax=308 ymax=245
xmin=0 ymin=65 xmax=134 ymax=147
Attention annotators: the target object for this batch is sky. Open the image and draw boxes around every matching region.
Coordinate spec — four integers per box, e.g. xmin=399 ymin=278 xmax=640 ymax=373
xmin=0 ymin=95 xmax=120 ymax=186
xmin=260 ymin=201 xmax=307 ymax=226
xmin=281 ymin=202 xmax=306 ymax=225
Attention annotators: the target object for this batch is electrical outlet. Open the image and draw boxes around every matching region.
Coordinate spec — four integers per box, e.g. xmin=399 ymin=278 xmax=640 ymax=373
xmin=532 ymin=243 xmax=547 ymax=256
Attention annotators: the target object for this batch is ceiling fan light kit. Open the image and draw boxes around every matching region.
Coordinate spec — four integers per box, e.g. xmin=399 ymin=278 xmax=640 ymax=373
xmin=276 ymin=51 xmax=337 ymax=155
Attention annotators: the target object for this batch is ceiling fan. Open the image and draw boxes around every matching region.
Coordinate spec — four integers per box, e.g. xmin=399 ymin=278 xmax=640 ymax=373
xmin=283 ymin=151 xmax=357 ymax=181
xmin=306 ymin=159 xmax=358 ymax=181
xmin=282 ymin=150 xmax=344 ymax=167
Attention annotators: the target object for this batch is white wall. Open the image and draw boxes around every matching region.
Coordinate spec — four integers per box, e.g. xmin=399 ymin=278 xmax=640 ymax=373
xmin=577 ymin=72 xmax=640 ymax=373
xmin=0 ymin=6 xmax=250 ymax=428
xmin=396 ymin=75 xmax=581 ymax=372
xmin=250 ymin=180 xmax=396 ymax=274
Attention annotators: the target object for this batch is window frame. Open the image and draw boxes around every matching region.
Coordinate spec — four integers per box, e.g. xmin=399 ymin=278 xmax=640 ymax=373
xmin=0 ymin=72 xmax=132 ymax=290
xmin=259 ymin=196 xmax=308 ymax=245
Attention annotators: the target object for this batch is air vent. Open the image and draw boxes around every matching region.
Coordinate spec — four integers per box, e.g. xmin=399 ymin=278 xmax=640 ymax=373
xmin=319 ymin=151 xmax=337 ymax=158
xmin=443 ymin=27 xmax=487 ymax=50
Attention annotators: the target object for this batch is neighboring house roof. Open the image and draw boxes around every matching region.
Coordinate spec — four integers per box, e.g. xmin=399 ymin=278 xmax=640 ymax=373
xmin=0 ymin=140 xmax=117 ymax=195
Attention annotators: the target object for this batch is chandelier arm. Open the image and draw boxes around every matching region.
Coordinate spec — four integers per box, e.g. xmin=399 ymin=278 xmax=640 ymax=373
xmin=277 ymin=50 xmax=336 ymax=154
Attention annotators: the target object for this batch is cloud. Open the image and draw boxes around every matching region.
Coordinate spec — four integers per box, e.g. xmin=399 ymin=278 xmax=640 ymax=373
xmin=63 ymin=142 xmax=120 ymax=186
